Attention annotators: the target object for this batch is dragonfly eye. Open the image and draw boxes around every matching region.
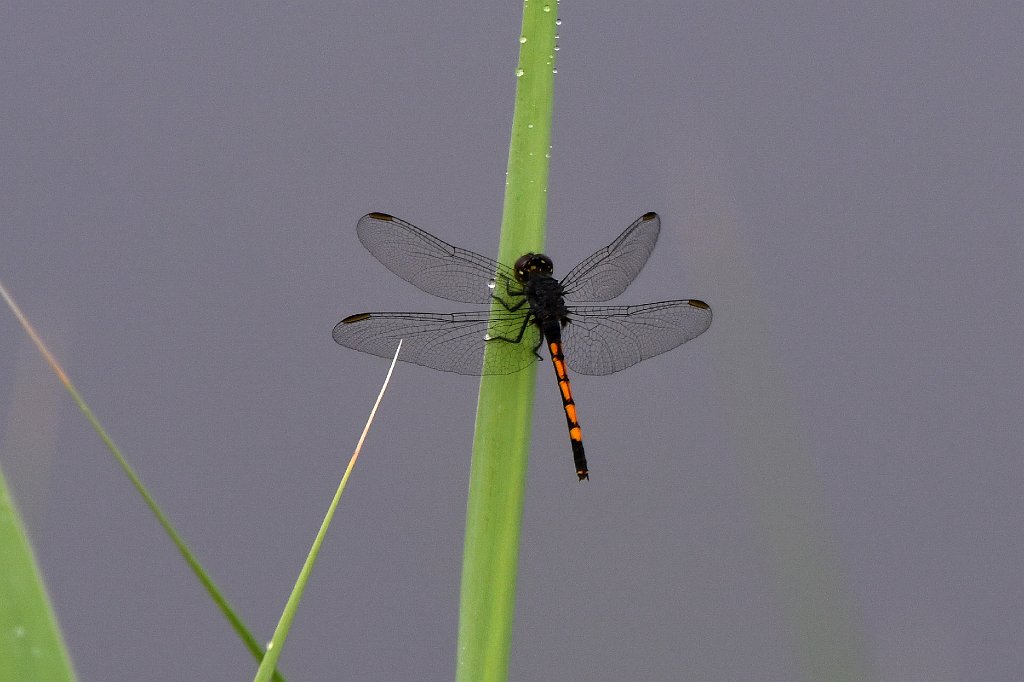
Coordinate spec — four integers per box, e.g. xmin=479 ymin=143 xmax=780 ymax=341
xmin=513 ymin=253 xmax=554 ymax=281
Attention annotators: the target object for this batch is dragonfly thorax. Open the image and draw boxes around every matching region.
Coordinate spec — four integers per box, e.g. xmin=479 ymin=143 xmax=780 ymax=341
xmin=522 ymin=269 xmax=569 ymax=327
xmin=513 ymin=253 xmax=554 ymax=283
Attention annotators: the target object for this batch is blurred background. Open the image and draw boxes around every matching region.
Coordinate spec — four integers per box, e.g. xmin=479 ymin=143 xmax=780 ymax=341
xmin=2 ymin=2 xmax=1021 ymax=680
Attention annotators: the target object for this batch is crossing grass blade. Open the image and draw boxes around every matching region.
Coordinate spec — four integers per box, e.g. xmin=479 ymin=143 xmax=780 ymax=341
xmin=456 ymin=3 xmax=558 ymax=681
xmin=0 ymin=280 xmax=286 ymax=682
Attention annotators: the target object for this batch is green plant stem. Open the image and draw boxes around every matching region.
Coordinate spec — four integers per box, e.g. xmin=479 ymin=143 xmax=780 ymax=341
xmin=456 ymin=3 xmax=557 ymax=681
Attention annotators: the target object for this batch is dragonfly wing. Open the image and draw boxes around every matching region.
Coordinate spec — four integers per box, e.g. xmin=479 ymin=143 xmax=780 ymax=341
xmin=559 ymin=212 xmax=661 ymax=302
xmin=333 ymin=310 xmax=540 ymax=376
xmin=356 ymin=213 xmax=518 ymax=304
xmin=560 ymin=300 xmax=712 ymax=376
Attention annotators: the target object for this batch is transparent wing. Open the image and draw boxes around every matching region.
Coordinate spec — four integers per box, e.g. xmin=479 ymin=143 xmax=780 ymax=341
xmin=356 ymin=213 xmax=518 ymax=304
xmin=560 ymin=300 xmax=712 ymax=375
xmin=332 ymin=310 xmax=541 ymax=376
xmin=559 ymin=212 xmax=661 ymax=302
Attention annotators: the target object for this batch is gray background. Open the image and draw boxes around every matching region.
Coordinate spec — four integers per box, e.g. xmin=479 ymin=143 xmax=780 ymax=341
xmin=2 ymin=2 xmax=1021 ymax=681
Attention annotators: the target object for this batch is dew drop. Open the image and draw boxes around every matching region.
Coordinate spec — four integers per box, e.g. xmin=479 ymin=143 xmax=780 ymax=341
xmin=555 ymin=18 xmax=562 ymax=26
xmin=519 ymin=36 xmax=527 ymax=44
xmin=515 ymin=68 xmax=525 ymax=77
xmin=543 ymin=4 xmax=551 ymax=11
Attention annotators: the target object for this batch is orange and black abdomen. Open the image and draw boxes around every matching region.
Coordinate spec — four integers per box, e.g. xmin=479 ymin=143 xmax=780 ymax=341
xmin=543 ymin=326 xmax=588 ymax=480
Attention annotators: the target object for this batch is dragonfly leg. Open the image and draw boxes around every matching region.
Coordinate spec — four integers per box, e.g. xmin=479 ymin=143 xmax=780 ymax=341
xmin=486 ymin=314 xmax=541 ymax=361
xmin=491 ymin=292 xmax=528 ymax=312
xmin=532 ymin=336 xmax=544 ymax=360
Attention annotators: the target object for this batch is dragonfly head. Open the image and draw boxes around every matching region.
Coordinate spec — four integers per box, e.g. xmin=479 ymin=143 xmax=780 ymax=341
xmin=513 ymin=253 xmax=554 ymax=282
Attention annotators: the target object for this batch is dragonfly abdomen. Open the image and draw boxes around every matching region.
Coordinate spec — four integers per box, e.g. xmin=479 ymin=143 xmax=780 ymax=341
xmin=542 ymin=322 xmax=588 ymax=481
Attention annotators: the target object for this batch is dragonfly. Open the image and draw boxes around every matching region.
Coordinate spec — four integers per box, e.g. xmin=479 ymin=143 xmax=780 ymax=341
xmin=333 ymin=211 xmax=712 ymax=480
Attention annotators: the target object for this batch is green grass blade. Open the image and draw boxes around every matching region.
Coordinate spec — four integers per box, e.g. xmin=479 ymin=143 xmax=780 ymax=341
xmin=456 ymin=3 xmax=557 ymax=681
xmin=253 ymin=341 xmax=402 ymax=682
xmin=0 ymin=462 xmax=77 ymax=682
xmin=0 ymin=281 xmax=285 ymax=682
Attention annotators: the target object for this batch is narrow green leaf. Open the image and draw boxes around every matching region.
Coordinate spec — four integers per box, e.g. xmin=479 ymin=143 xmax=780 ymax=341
xmin=0 ymin=463 xmax=77 ymax=682
xmin=456 ymin=3 xmax=558 ymax=681
xmin=253 ymin=341 xmax=402 ymax=682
